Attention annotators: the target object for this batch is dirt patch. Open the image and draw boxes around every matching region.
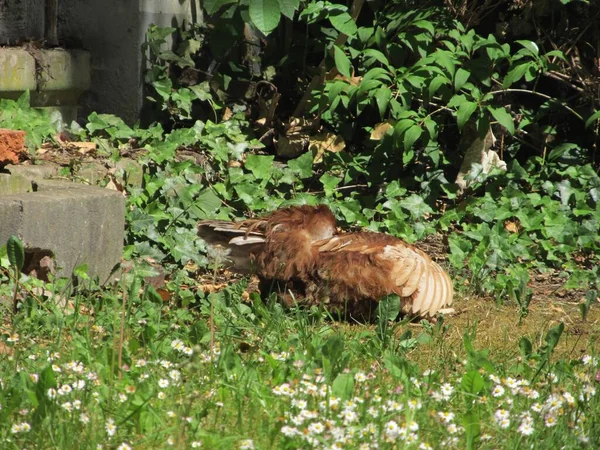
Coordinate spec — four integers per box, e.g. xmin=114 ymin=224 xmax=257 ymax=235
xmin=402 ymin=294 xmax=600 ymax=371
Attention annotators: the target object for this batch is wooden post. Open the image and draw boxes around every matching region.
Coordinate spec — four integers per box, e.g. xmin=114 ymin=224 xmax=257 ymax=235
xmin=45 ymin=0 xmax=58 ymax=46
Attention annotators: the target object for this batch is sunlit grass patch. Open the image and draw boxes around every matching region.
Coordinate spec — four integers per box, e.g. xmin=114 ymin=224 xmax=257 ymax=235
xmin=0 ymin=274 xmax=599 ymax=449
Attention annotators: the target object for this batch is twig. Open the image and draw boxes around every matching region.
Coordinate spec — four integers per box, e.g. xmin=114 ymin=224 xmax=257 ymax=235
xmin=311 ymin=184 xmax=369 ymax=195
xmin=543 ymin=71 xmax=585 ymax=94
xmin=488 ymin=88 xmax=583 ymax=121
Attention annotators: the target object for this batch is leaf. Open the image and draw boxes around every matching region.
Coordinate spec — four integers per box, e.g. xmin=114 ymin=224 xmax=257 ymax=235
xmin=377 ymin=294 xmax=401 ymax=322
xmin=374 ymin=87 xmax=391 ymax=119
xmin=516 ymin=40 xmax=539 ymax=55
xmin=7 ymin=235 xmax=24 ymax=271
xmin=488 ymin=106 xmax=515 ymax=134
xmin=403 ymin=125 xmax=422 ymax=151
xmin=503 ymin=63 xmax=529 ymax=88
xmin=454 ymin=68 xmax=471 ymax=92
xmin=519 ymin=337 xmax=532 ymax=359
xmin=334 ymin=45 xmax=352 ymax=78
xmin=428 ymin=75 xmax=450 ymax=98
xmin=543 ymin=322 xmax=564 ymax=357
xmin=370 ymin=121 xmax=394 ymax=140
xmin=413 ymin=19 xmax=435 ymax=34
xmin=73 ymin=264 xmax=90 ymax=280
xmin=547 ymin=143 xmax=580 ymax=162
xmin=320 ymin=173 xmax=341 ymax=196
xmin=196 ymin=189 xmax=222 ymax=216
xmin=456 ymin=102 xmax=478 ymax=131
xmin=203 ymin=0 xmax=237 ymax=15
xmin=362 ymin=49 xmax=390 ymax=67
xmin=287 ymin=151 xmax=313 ymax=178
xmin=585 ymin=110 xmax=600 ymax=128
xmin=398 ymin=194 xmax=434 ymax=218
xmin=245 ymin=154 xmax=275 ymax=180
xmin=329 ymin=11 xmax=357 ymax=37
xmin=249 ymin=0 xmax=281 ymax=34
xmin=461 ymin=370 xmax=484 ymax=394
xmin=322 ymin=335 xmax=345 ymax=361
xmin=278 ymin=0 xmax=299 ymax=19
xmin=463 ymin=411 xmax=481 ymax=450
xmin=332 ymin=373 xmax=355 ymax=399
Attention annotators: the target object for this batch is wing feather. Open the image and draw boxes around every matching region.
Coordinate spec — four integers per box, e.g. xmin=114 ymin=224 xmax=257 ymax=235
xmin=427 ymin=268 xmax=445 ymax=316
xmin=399 ymin=257 xmax=423 ymax=297
xmin=229 ymin=236 xmax=266 ymax=245
xmin=412 ymin=268 xmax=434 ymax=315
xmin=391 ymin=255 xmax=417 ymax=286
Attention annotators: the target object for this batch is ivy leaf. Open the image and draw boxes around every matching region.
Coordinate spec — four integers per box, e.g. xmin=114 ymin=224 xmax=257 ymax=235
xmin=249 ymin=0 xmax=281 ymax=34
xmin=398 ymin=194 xmax=434 ymax=218
xmin=334 ymin=45 xmax=352 ymax=78
xmin=457 ymin=102 xmax=478 ymax=131
xmin=320 ymin=173 xmax=341 ymax=197
xmin=329 ymin=11 xmax=357 ymax=37
xmin=196 ymin=189 xmax=222 ymax=216
xmin=288 ymin=152 xmax=313 ymax=178
xmin=488 ymin=106 xmax=514 ymax=134
xmin=245 ymin=154 xmax=275 ymax=180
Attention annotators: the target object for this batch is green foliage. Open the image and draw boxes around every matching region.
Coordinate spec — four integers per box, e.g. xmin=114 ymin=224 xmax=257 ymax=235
xmin=0 ymin=262 xmax=597 ymax=448
xmin=7 ymin=235 xmax=24 ymax=272
xmin=0 ymin=91 xmax=60 ymax=150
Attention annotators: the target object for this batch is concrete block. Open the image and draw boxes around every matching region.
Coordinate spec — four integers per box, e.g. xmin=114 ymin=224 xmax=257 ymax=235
xmin=3 ymin=163 xmax=61 ymax=183
xmin=0 ymin=173 xmax=33 ymax=195
xmin=38 ymin=49 xmax=91 ymax=92
xmin=0 ymin=180 xmax=125 ymax=282
xmin=0 ymin=49 xmax=36 ymax=92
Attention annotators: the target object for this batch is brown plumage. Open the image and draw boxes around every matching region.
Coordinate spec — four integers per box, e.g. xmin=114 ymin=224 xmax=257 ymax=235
xmin=197 ymin=205 xmax=453 ymax=318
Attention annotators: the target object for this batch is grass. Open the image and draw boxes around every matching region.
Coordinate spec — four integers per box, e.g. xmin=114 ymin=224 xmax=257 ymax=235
xmin=0 ymin=272 xmax=599 ymax=449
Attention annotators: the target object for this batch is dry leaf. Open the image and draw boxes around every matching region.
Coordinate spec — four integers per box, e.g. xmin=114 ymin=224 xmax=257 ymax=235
xmin=310 ymin=132 xmax=346 ymax=163
xmin=69 ymin=142 xmax=97 ymax=154
xmin=0 ymin=341 xmax=14 ymax=356
xmin=222 ymin=107 xmax=233 ymax=121
xmin=504 ymin=220 xmax=520 ymax=233
xmin=370 ymin=122 xmax=394 ymax=140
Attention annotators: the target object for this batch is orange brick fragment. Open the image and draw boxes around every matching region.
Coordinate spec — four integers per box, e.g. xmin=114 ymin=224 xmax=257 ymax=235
xmin=0 ymin=129 xmax=26 ymax=165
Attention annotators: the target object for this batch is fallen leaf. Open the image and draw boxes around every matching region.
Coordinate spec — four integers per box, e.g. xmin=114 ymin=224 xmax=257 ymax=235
xmin=310 ymin=132 xmax=346 ymax=163
xmin=504 ymin=220 xmax=520 ymax=233
xmin=370 ymin=122 xmax=394 ymax=140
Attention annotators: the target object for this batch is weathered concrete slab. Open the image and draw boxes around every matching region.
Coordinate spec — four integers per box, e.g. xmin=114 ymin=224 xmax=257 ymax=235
xmin=0 ymin=179 xmax=124 ymax=282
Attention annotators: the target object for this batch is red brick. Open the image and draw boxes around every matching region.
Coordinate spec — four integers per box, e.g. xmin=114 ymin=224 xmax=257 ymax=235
xmin=0 ymin=129 xmax=26 ymax=166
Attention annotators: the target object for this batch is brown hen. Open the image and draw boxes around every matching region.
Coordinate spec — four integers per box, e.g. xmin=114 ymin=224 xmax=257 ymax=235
xmin=197 ymin=205 xmax=453 ymax=318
